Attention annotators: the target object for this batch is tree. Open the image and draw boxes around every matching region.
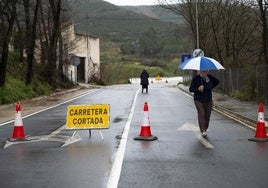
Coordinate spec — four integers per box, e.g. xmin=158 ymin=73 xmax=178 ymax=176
xmin=37 ymin=0 xmax=68 ymax=85
xmin=158 ymin=0 xmax=262 ymax=66
xmin=46 ymin=0 xmax=62 ymax=85
xmin=256 ymin=0 xmax=268 ymax=64
xmin=139 ymin=27 xmax=162 ymax=57
xmin=201 ymin=0 xmax=258 ymax=67
xmin=0 ymin=0 xmax=17 ymax=87
xmin=23 ymin=0 xmax=40 ymax=85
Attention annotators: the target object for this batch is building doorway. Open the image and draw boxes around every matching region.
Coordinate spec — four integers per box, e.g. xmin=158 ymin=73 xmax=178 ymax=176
xmin=77 ymin=57 xmax=85 ymax=82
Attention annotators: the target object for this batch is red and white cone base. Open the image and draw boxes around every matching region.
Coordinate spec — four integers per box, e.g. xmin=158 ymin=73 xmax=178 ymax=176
xmin=134 ymin=126 xmax=158 ymax=141
xmin=8 ymin=102 xmax=27 ymax=142
xmin=249 ymin=104 xmax=268 ymax=142
xmin=134 ymin=102 xmax=158 ymax=141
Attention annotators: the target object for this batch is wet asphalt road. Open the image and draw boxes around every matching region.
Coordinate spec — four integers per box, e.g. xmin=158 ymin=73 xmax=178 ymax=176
xmin=118 ymin=83 xmax=268 ymax=188
xmin=0 ymin=81 xmax=268 ymax=188
xmin=0 ymin=86 xmax=134 ymax=188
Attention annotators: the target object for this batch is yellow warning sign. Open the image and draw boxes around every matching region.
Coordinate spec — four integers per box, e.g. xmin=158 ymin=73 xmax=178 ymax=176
xmin=66 ymin=104 xmax=110 ymax=129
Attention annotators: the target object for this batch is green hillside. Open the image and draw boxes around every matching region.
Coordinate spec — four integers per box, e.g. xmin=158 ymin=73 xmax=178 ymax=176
xmin=67 ymin=0 xmax=189 ymax=85
xmin=122 ymin=5 xmax=183 ymax=25
xmin=69 ymin=0 xmax=183 ymax=40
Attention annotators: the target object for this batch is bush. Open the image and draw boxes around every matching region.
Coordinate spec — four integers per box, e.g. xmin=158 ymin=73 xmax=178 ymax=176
xmin=0 ymin=76 xmax=35 ymax=104
xmin=233 ymin=85 xmax=255 ymax=101
xmin=0 ymin=75 xmax=53 ymax=105
xmin=31 ymin=79 xmax=51 ymax=96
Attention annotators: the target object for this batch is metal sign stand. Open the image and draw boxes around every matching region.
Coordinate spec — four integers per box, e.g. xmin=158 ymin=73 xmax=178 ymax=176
xmin=98 ymin=123 xmax=104 ymax=140
xmin=70 ymin=131 xmax=77 ymax=140
xmin=71 ymin=129 xmax=104 ymax=140
xmin=88 ymin=129 xmax=104 ymax=140
xmin=99 ymin=129 xmax=104 ymax=140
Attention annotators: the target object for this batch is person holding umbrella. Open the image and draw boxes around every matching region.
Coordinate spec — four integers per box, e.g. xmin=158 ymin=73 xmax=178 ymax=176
xmin=179 ymin=55 xmax=224 ymax=137
xmin=189 ymin=70 xmax=219 ymax=137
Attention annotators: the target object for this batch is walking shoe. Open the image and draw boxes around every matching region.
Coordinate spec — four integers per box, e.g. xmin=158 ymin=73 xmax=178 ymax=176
xmin=202 ymin=131 xmax=207 ymax=138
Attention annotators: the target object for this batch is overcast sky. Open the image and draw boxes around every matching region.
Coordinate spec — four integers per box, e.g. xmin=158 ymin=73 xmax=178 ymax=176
xmin=103 ymin=0 xmax=159 ymax=6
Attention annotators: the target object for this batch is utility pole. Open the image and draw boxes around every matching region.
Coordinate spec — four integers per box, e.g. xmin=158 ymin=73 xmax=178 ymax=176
xmin=195 ymin=0 xmax=199 ymax=49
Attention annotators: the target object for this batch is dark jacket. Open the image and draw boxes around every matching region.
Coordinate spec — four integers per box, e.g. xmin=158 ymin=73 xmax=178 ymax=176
xmin=140 ymin=70 xmax=149 ymax=85
xmin=189 ymin=74 xmax=219 ymax=102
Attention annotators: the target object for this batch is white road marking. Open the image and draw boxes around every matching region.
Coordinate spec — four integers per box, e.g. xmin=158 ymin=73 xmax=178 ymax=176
xmin=4 ymin=125 xmax=82 ymax=148
xmin=107 ymin=89 xmax=139 ymax=188
xmin=2 ymin=90 xmax=99 ymax=148
xmin=177 ymin=122 xmax=199 ymax=132
xmin=61 ymin=131 xmax=82 ymax=147
xmin=177 ymin=123 xmax=214 ymax=149
xmin=194 ymin=132 xmax=214 ymax=149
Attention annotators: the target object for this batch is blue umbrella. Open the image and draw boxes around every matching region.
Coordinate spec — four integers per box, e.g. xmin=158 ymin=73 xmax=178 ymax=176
xmin=179 ymin=56 xmax=225 ymax=70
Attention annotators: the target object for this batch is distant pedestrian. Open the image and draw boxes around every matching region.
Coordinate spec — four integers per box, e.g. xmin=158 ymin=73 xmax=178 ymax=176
xmin=189 ymin=70 xmax=219 ymax=137
xmin=140 ymin=69 xmax=149 ymax=93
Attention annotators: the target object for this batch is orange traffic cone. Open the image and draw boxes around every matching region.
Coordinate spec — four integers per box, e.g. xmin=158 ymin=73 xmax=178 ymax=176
xmin=9 ymin=102 xmax=26 ymax=141
xmin=249 ymin=103 xmax=268 ymax=142
xmin=134 ymin=102 xmax=158 ymax=141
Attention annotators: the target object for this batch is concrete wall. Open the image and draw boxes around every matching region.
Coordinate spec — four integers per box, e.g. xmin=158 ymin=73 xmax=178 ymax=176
xmin=62 ymin=23 xmax=100 ymax=83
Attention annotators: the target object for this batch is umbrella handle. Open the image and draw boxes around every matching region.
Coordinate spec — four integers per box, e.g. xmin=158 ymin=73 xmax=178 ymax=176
xmin=199 ymin=77 xmax=204 ymax=92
